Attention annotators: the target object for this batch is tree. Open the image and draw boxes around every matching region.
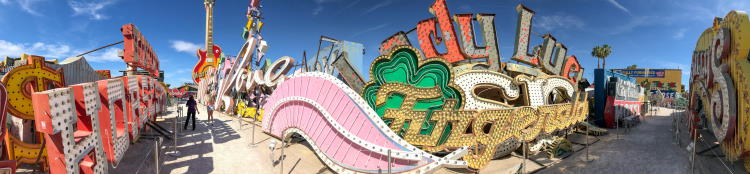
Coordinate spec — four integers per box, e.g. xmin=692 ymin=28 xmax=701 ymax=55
xmin=592 ymin=46 xmax=600 ymax=69
xmin=591 ymin=44 xmax=613 ymax=69
xmin=627 ymin=64 xmax=637 ymax=69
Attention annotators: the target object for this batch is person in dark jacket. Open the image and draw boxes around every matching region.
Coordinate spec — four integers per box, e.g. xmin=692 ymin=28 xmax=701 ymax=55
xmin=184 ymin=95 xmax=199 ymax=130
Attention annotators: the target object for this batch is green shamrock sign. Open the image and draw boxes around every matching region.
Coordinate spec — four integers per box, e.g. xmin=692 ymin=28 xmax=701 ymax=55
xmin=362 ymin=46 xmax=462 ymax=144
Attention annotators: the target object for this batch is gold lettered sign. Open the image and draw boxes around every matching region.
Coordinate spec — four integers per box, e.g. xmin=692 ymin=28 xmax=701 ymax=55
xmin=690 ymin=11 xmax=750 ymax=167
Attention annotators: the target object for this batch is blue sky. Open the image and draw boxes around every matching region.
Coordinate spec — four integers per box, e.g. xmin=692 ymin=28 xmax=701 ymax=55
xmin=0 ymin=0 xmax=747 ymax=87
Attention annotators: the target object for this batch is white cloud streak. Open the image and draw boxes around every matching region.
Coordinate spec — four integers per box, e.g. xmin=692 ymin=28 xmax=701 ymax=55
xmin=607 ymin=0 xmax=631 ymax=14
xmin=535 ymin=13 xmax=585 ymax=31
xmin=18 ymin=0 xmax=44 ymax=16
xmin=351 ymin=23 xmax=389 ymax=37
xmin=311 ymin=0 xmax=340 ymax=16
xmin=362 ymin=0 xmax=391 ymax=15
xmin=170 ymin=40 xmax=202 ymax=54
xmin=606 ymin=16 xmax=653 ymax=35
xmin=68 ymin=0 xmax=117 ymax=20
xmin=344 ymin=0 xmax=360 ymax=8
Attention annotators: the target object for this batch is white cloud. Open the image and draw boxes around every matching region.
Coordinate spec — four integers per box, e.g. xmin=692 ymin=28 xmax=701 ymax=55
xmin=0 ymin=40 xmax=26 ymax=57
xmin=18 ymin=0 xmax=44 ymax=16
xmin=344 ymin=0 xmax=360 ymax=8
xmin=606 ymin=16 xmax=652 ymax=35
xmin=535 ymin=14 xmax=585 ymax=31
xmin=673 ymin=28 xmax=687 ymax=39
xmin=311 ymin=0 xmax=340 ymax=16
xmin=85 ymin=47 xmax=121 ymax=62
xmin=607 ymin=0 xmax=631 ymax=14
xmin=0 ymin=40 xmax=124 ymax=62
xmin=170 ymin=40 xmax=202 ymax=54
xmin=30 ymin=42 xmax=72 ymax=58
xmin=362 ymin=0 xmax=391 ymax=15
xmin=352 ymin=23 xmax=389 ymax=37
xmin=0 ymin=0 xmax=11 ymax=5
xmin=0 ymin=40 xmax=73 ymax=58
xmin=68 ymin=0 xmax=117 ymax=20
xmin=312 ymin=6 xmax=323 ymax=15
xmin=654 ymin=0 xmax=748 ymax=23
xmin=712 ymin=0 xmax=750 ymax=17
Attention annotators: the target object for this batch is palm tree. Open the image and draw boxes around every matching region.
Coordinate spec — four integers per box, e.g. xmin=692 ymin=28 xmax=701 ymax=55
xmin=591 ymin=46 xmax=601 ymax=69
xmin=591 ymin=44 xmax=613 ymax=69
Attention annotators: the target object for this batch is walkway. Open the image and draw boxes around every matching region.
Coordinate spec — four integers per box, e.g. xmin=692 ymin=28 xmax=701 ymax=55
xmin=116 ymin=105 xmax=749 ymax=174
xmin=539 ymin=107 xmax=747 ymax=174
xmin=149 ymin=104 xmax=332 ymax=174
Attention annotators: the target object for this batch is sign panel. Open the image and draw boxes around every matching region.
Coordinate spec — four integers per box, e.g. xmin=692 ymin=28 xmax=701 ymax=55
xmin=614 ymin=69 xmax=665 ymax=78
xmin=688 ymin=10 xmax=750 ymax=169
xmin=332 ymin=54 xmax=365 ymax=93
xmin=121 ymin=24 xmax=160 ymax=77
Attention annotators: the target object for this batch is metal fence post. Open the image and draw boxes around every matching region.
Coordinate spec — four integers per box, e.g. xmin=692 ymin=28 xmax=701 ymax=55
xmin=167 ymin=109 xmax=180 ymax=157
xmin=249 ymin=115 xmax=257 ymax=148
xmin=154 ymin=138 xmax=161 ymax=174
xmin=522 ymin=141 xmax=527 ymax=174
xmin=387 ymin=149 xmax=392 ymax=174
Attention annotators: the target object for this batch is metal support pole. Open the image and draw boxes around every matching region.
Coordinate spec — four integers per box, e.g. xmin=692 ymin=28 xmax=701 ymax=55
xmin=75 ymin=40 xmax=124 ymax=57
xmin=250 ymin=85 xmax=262 ymax=148
xmin=269 ymin=140 xmax=276 ymax=163
xmin=582 ymin=113 xmax=595 ymax=162
xmin=279 ymin=139 xmax=284 ymax=174
xmin=154 ymin=138 xmax=160 ymax=174
xmin=691 ymin=133 xmax=697 ymax=174
xmin=178 ymin=106 xmax=184 ymax=136
xmin=522 ymin=141 xmax=527 ymax=174
xmin=689 ymin=112 xmax=697 ymax=174
xmin=167 ymin=110 xmax=181 ymax=157
xmin=586 ymin=118 xmax=590 ymax=159
xmin=236 ymin=113 xmax=243 ymax=130
xmin=616 ymin=115 xmax=620 ymax=140
xmin=674 ymin=107 xmax=680 ymax=146
xmin=249 ymin=115 xmax=257 ymax=148
xmin=236 ymin=94 xmax=244 ymax=131
xmin=387 ymin=149 xmax=392 ymax=174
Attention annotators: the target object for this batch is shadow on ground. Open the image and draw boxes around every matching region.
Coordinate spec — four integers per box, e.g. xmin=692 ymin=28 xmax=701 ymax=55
xmin=159 ymin=117 xmax=221 ymax=174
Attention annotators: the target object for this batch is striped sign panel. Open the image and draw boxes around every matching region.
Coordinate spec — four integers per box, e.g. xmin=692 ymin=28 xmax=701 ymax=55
xmin=262 ymin=72 xmax=467 ymax=173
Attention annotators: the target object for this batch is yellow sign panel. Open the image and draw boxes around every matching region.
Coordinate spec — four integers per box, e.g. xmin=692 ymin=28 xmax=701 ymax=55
xmin=690 ymin=11 xmax=750 ymax=169
xmin=0 ymin=54 xmax=64 ymax=120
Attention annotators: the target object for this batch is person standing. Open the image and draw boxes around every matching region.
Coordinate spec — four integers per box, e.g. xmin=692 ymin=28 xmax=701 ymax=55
xmin=207 ymin=98 xmax=215 ymax=126
xmin=184 ymin=95 xmax=199 ymax=130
